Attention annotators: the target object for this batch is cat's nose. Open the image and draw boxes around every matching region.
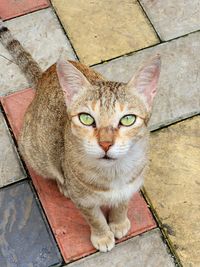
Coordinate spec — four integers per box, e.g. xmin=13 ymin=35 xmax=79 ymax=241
xmin=99 ymin=141 xmax=113 ymax=152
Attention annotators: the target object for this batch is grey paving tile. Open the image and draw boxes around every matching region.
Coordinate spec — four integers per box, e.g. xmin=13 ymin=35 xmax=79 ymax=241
xmin=0 ymin=112 xmax=26 ymax=187
xmin=94 ymin=32 xmax=200 ymax=130
xmin=0 ymin=8 xmax=76 ymax=96
xmin=67 ymin=229 xmax=175 ymax=267
xmin=0 ymin=181 xmax=62 ymax=267
xmin=139 ymin=0 xmax=200 ymax=41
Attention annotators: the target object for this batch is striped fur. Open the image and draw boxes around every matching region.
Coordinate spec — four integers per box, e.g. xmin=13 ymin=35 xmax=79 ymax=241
xmin=0 ymin=19 xmax=42 ymax=87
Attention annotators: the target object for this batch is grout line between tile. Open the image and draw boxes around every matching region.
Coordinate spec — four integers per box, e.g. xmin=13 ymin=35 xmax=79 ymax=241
xmin=91 ymin=28 xmax=200 ymax=68
xmin=50 ymin=2 xmax=80 ymax=62
xmin=136 ymin=0 xmax=162 ymax=42
xmin=149 ymin=112 xmax=200 ymax=133
xmin=3 ymin=5 xmax=50 ymax=22
xmin=141 ymin=187 xmax=182 ymax=267
xmin=0 ymin=101 xmax=64 ymax=266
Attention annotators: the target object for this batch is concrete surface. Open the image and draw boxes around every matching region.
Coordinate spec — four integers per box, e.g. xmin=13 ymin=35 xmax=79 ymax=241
xmin=145 ymin=116 xmax=200 ymax=266
xmin=94 ymin=31 xmax=200 ymax=131
xmin=0 ymin=112 xmax=25 ymax=187
xmin=52 ymin=0 xmax=159 ymax=65
xmin=0 ymin=0 xmax=49 ymax=20
xmin=140 ymin=0 xmax=200 ymax=41
xmin=0 ymin=8 xmax=76 ymax=96
xmin=66 ymin=229 xmax=175 ymax=267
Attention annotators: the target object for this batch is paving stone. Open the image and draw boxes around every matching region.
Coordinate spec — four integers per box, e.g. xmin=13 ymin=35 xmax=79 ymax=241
xmin=139 ymin=0 xmax=200 ymax=41
xmin=66 ymin=229 xmax=175 ymax=267
xmin=0 ymin=111 xmax=26 ymax=187
xmin=0 ymin=8 xmax=76 ymax=96
xmin=0 ymin=181 xmax=62 ymax=267
xmin=1 ymin=89 xmax=156 ymax=263
xmin=144 ymin=116 xmax=200 ymax=266
xmin=0 ymin=0 xmax=49 ymax=20
xmin=94 ymin=31 xmax=200 ymax=131
xmin=51 ymin=0 xmax=159 ymax=65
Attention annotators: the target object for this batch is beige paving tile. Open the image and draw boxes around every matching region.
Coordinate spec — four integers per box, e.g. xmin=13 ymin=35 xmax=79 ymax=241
xmin=66 ymin=229 xmax=175 ymax=267
xmin=0 ymin=8 xmax=76 ymax=96
xmin=0 ymin=112 xmax=26 ymax=187
xmin=94 ymin=31 xmax=200 ymax=131
xmin=145 ymin=116 xmax=200 ymax=266
xmin=140 ymin=0 xmax=200 ymax=41
xmin=52 ymin=0 xmax=159 ymax=65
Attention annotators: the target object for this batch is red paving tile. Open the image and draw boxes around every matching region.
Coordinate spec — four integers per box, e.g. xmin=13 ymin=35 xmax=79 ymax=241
xmin=1 ymin=89 xmax=156 ymax=263
xmin=0 ymin=0 xmax=49 ymax=20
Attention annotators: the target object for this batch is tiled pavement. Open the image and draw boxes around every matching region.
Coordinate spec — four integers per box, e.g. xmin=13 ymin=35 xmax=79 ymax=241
xmin=0 ymin=1 xmax=199 ymax=266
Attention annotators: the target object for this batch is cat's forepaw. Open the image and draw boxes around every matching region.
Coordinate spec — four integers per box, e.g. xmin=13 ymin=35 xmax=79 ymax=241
xmin=109 ymin=217 xmax=131 ymax=239
xmin=91 ymin=230 xmax=115 ymax=252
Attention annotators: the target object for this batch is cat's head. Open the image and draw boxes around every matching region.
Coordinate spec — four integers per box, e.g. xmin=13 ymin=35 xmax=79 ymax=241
xmin=56 ymin=55 xmax=161 ymax=166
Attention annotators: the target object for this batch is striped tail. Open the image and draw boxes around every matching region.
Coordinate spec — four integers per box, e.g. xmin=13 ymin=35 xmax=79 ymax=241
xmin=0 ymin=19 xmax=42 ymax=87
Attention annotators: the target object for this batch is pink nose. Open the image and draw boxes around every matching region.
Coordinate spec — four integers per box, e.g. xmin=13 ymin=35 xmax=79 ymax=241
xmin=99 ymin=141 xmax=112 ymax=152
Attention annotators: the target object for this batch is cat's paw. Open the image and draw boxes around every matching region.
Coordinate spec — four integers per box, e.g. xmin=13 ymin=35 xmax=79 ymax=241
xmin=57 ymin=182 xmax=69 ymax=198
xmin=109 ymin=217 xmax=131 ymax=239
xmin=91 ymin=230 xmax=115 ymax=252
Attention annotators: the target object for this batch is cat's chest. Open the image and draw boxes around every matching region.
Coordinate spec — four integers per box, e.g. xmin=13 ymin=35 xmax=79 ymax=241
xmin=104 ymin=174 xmax=143 ymax=204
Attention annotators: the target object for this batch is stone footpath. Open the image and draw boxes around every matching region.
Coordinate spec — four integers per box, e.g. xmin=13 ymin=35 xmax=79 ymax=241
xmin=0 ymin=1 xmax=199 ymax=266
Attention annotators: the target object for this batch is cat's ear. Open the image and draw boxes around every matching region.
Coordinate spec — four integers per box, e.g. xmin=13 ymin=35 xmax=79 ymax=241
xmin=127 ymin=54 xmax=161 ymax=111
xmin=56 ymin=59 xmax=91 ymax=106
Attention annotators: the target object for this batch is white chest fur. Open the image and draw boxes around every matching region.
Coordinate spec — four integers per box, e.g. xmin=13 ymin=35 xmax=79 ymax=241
xmin=103 ymin=174 xmax=144 ymax=205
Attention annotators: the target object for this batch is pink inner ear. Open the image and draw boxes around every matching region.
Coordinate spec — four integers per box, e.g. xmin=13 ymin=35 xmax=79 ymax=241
xmin=56 ymin=59 xmax=90 ymax=107
xmin=128 ymin=55 xmax=161 ymax=111
xmin=146 ymin=66 xmax=160 ymax=105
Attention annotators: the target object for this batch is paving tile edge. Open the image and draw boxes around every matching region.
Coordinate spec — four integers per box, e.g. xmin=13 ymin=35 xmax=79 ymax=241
xmin=28 ymin=180 xmax=64 ymax=266
xmin=3 ymin=3 xmax=50 ymax=21
xmin=149 ymin=112 xmax=200 ymax=132
xmin=50 ymin=3 xmax=79 ymax=62
xmin=91 ymin=29 xmax=200 ymax=68
xmin=141 ymin=187 xmax=182 ymax=267
xmin=0 ymin=103 xmax=27 ymax=182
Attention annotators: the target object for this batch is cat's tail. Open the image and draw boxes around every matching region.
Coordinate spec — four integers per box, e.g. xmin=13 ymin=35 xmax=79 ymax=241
xmin=0 ymin=18 xmax=42 ymax=87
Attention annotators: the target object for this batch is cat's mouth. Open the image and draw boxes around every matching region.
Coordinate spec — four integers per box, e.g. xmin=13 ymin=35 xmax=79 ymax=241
xmin=100 ymin=155 xmax=116 ymax=160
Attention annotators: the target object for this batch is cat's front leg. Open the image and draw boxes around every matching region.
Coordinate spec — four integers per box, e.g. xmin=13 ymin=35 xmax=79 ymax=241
xmin=109 ymin=201 xmax=131 ymax=239
xmin=78 ymin=205 xmax=115 ymax=252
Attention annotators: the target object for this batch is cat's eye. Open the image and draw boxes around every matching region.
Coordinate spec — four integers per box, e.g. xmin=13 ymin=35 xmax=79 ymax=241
xmin=79 ymin=113 xmax=95 ymax=126
xmin=120 ymin=114 xmax=136 ymax=127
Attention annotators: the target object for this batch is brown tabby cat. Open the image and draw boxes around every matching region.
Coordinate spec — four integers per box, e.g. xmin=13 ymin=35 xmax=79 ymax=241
xmin=0 ymin=20 xmax=161 ymax=252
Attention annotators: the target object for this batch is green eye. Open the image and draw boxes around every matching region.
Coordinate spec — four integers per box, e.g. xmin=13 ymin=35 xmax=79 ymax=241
xmin=79 ymin=113 xmax=95 ymax=126
xmin=120 ymin=114 xmax=136 ymax=126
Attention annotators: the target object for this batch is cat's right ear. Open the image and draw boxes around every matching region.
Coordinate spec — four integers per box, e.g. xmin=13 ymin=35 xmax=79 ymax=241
xmin=56 ymin=59 xmax=90 ymax=107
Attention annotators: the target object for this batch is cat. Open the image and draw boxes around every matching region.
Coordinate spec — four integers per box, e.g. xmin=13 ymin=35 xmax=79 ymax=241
xmin=0 ymin=19 xmax=161 ymax=252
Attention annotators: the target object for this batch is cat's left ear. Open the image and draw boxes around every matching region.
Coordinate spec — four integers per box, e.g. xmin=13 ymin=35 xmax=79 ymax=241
xmin=127 ymin=54 xmax=161 ymax=111
xmin=56 ymin=59 xmax=91 ymax=107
